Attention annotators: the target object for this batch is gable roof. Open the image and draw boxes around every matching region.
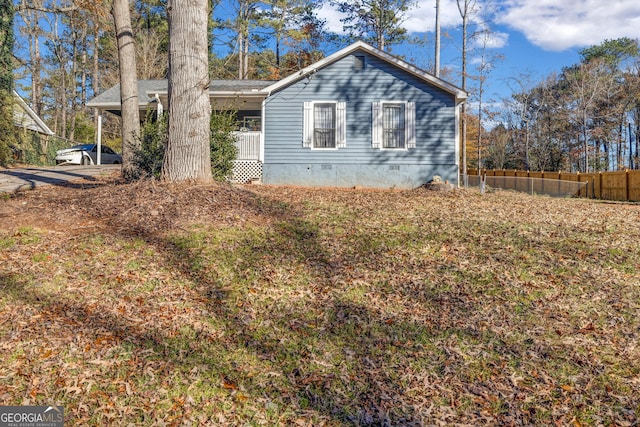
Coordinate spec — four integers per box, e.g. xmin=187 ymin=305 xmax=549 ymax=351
xmin=262 ymin=41 xmax=468 ymax=104
xmin=12 ymin=91 xmax=54 ymax=136
xmin=87 ymin=42 xmax=466 ymax=112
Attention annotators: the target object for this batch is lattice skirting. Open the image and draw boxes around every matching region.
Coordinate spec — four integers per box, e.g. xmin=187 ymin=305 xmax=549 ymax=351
xmin=230 ymin=160 xmax=263 ymax=184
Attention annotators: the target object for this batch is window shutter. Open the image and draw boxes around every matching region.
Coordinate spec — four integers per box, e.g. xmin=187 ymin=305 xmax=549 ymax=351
xmin=372 ymin=102 xmax=382 ymax=149
xmin=336 ymin=102 xmax=346 ymax=148
xmin=303 ymin=102 xmax=313 ymax=148
xmin=406 ymin=102 xmax=416 ymax=149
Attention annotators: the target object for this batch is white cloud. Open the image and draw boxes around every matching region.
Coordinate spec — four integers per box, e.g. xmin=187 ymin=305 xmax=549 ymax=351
xmin=404 ymin=0 xmax=463 ymax=33
xmin=473 ymin=30 xmax=509 ymax=49
xmin=317 ymin=0 xmax=464 ymax=35
xmin=496 ymin=0 xmax=640 ymax=51
xmin=316 ymin=0 xmax=640 ymax=53
xmin=316 ymin=3 xmax=348 ymax=34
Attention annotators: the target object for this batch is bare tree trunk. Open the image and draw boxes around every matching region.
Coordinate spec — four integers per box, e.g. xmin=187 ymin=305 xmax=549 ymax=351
xmin=68 ymin=19 xmax=78 ymax=141
xmin=112 ymin=0 xmax=140 ymax=178
xmin=52 ymin=14 xmax=67 ymax=138
xmin=434 ymin=0 xmax=440 ymax=77
xmin=377 ymin=7 xmax=385 ymax=51
xmin=162 ymin=0 xmax=212 ymax=182
xmin=243 ymin=32 xmax=249 ymax=78
xmin=33 ymin=35 xmax=42 ymax=114
xmin=457 ymin=0 xmax=474 ymax=185
xmin=18 ymin=1 xmax=42 ymax=114
xmin=275 ymin=34 xmax=280 ymax=71
xmin=92 ymin=25 xmax=99 ymax=126
xmin=238 ymin=31 xmax=244 ymax=79
xmin=583 ymin=112 xmax=589 ymax=172
xmin=59 ymin=64 xmax=67 ymax=138
xmin=477 ymin=85 xmax=482 ymax=170
xmin=81 ymin=22 xmax=87 ymax=107
xmin=636 ymin=118 xmax=640 ymax=169
xmin=235 ymin=0 xmax=255 ymax=80
xmin=31 ymin=30 xmax=43 ymax=115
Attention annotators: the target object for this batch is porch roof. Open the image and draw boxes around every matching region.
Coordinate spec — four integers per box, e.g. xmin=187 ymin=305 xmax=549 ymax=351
xmin=87 ymin=79 xmax=273 ymax=115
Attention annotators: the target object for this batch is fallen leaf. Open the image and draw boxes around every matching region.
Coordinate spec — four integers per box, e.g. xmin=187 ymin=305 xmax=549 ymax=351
xmin=222 ymin=379 xmax=238 ymax=390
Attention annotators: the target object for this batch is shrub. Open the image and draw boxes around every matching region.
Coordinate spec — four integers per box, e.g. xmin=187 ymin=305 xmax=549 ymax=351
xmin=134 ymin=108 xmax=238 ymax=181
xmin=209 ymin=110 xmax=238 ymax=181
xmin=0 ymin=90 xmax=17 ymax=165
xmin=133 ymin=109 xmax=167 ymax=179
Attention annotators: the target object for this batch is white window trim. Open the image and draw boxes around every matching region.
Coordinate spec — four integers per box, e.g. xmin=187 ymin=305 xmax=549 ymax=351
xmin=372 ymin=100 xmax=416 ymax=151
xmin=303 ymin=101 xmax=347 ymax=150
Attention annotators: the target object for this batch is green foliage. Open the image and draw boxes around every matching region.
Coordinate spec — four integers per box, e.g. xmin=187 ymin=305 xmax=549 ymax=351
xmin=0 ymin=0 xmax=14 ymax=164
xmin=579 ymin=37 xmax=639 ymax=68
xmin=209 ymin=110 xmax=238 ymax=181
xmin=0 ymin=90 xmax=17 ymax=165
xmin=16 ymin=134 xmax=64 ymax=166
xmin=72 ymin=112 xmax=98 ymax=144
xmin=0 ymin=0 xmax=14 ymax=92
xmin=134 ymin=108 xmax=238 ymax=181
xmin=133 ymin=109 xmax=167 ymax=179
xmin=329 ymin=0 xmax=416 ymax=50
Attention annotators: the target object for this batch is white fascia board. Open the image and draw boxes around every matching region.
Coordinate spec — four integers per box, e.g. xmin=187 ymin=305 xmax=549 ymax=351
xmin=209 ymin=92 xmax=268 ymax=98
xmin=260 ymin=41 xmax=371 ymax=94
xmin=86 ymin=100 xmax=149 ymax=109
xmin=260 ymin=41 xmax=468 ymax=104
xmin=142 ymin=90 xmax=268 ymax=98
xmin=12 ymin=90 xmax=54 ymax=135
xmin=363 ymin=47 xmax=468 ymax=103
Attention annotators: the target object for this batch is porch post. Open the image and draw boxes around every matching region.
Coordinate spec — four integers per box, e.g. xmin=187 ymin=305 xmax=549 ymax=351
xmin=97 ymin=114 xmax=102 ymax=165
xmin=260 ymin=98 xmax=266 ymax=163
xmin=455 ymin=102 xmax=461 ymax=187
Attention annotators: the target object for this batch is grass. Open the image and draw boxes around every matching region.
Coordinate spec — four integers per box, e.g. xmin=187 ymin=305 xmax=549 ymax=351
xmin=0 ymin=182 xmax=639 ymax=425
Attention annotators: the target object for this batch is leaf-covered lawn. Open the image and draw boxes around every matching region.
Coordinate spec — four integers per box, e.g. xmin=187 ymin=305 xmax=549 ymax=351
xmin=1 ymin=179 xmax=639 ymax=426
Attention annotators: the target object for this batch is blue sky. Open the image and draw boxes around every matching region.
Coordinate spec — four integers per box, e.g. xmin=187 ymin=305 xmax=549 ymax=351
xmin=315 ymin=0 xmax=640 ymax=103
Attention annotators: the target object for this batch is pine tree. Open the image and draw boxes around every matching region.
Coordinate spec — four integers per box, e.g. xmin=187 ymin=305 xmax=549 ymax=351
xmin=329 ymin=0 xmax=415 ymax=51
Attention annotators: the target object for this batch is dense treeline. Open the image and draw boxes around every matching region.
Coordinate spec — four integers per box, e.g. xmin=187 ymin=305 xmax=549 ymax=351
xmin=7 ymin=0 xmax=332 ymax=158
xmin=483 ymin=38 xmax=640 ymax=173
xmin=3 ymin=0 xmax=640 ymax=173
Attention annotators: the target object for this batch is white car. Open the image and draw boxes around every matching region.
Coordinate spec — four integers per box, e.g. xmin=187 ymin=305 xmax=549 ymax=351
xmin=55 ymin=144 xmax=122 ymax=165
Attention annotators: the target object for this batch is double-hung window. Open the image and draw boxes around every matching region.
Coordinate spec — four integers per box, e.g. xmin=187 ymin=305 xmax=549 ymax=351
xmin=382 ymin=103 xmax=406 ymax=148
xmin=372 ymin=101 xmax=416 ymax=150
xmin=314 ymin=103 xmax=336 ymax=148
xmin=303 ymin=101 xmax=346 ymax=149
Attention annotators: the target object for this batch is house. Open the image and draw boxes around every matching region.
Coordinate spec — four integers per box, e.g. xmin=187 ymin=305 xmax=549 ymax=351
xmin=87 ymin=41 xmax=467 ymax=189
xmin=12 ymin=90 xmax=54 ymax=137
xmin=9 ymin=91 xmax=56 ymax=164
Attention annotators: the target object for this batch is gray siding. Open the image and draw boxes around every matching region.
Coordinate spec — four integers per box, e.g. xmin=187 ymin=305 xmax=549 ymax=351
xmin=263 ymin=52 xmax=458 ymax=189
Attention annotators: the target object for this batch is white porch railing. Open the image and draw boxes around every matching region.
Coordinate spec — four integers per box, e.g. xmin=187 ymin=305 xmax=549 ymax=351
xmin=232 ymin=131 xmax=261 ymax=161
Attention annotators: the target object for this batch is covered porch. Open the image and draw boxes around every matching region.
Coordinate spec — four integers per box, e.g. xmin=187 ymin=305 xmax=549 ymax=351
xmin=229 ymin=107 xmax=263 ymax=183
xmin=230 ymin=130 xmax=263 ymax=183
xmin=233 ymin=130 xmax=261 ymax=161
xmin=87 ymin=79 xmax=271 ymax=182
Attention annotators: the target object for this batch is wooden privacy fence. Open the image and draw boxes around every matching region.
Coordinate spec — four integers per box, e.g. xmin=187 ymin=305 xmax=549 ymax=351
xmin=468 ymin=169 xmax=640 ymax=202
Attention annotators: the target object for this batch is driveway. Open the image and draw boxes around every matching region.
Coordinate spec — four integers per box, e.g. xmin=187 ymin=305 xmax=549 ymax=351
xmin=0 ymin=164 xmax=121 ymax=193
